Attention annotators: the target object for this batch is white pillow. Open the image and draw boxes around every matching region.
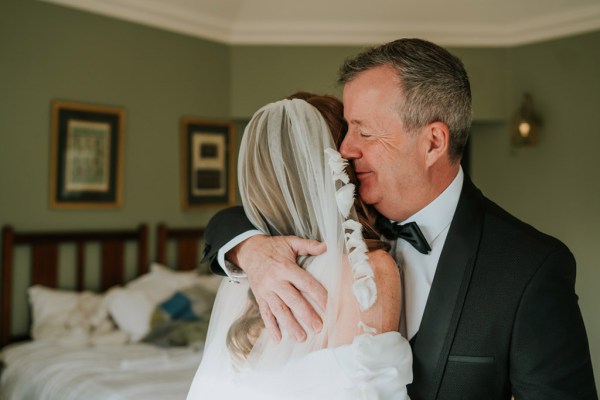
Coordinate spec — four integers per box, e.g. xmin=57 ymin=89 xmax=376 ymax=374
xmin=149 ymin=263 xmax=201 ymax=290
xmin=28 ymin=285 xmax=119 ymax=345
xmin=151 ymin=262 xmax=224 ymax=294
xmin=125 ymin=268 xmax=175 ymax=305
xmin=28 ymin=285 xmax=79 ymax=336
xmin=105 ymin=287 xmax=154 ymax=342
xmin=123 ymin=263 xmax=198 ymax=303
xmin=105 ymin=263 xmax=210 ymax=342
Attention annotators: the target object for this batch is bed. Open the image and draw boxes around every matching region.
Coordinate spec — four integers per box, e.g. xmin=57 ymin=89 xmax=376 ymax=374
xmin=0 ymin=223 xmax=223 ymax=400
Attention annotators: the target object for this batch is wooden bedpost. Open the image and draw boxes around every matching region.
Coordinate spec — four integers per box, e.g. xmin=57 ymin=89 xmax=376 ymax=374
xmin=156 ymin=224 xmax=168 ymax=265
xmin=1 ymin=226 xmax=14 ymax=347
xmin=138 ymin=224 xmax=149 ymax=275
xmin=155 ymin=225 xmax=205 ymax=271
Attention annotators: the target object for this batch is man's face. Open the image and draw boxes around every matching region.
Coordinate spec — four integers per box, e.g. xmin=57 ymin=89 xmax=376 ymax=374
xmin=340 ymin=65 xmax=429 ymax=221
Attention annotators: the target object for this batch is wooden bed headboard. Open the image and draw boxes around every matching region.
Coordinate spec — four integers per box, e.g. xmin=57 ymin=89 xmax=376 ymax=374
xmin=155 ymin=223 xmax=206 ymax=271
xmin=1 ymin=224 xmax=149 ymax=347
xmin=0 ymin=223 xmax=209 ymax=348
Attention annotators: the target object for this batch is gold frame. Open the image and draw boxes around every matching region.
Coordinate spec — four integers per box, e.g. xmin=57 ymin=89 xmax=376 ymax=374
xmin=180 ymin=117 xmax=235 ymax=209
xmin=50 ymin=101 xmax=125 ymax=209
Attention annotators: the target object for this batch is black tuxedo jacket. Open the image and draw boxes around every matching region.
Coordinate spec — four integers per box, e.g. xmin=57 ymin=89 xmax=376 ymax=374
xmin=203 ymin=176 xmax=597 ymax=400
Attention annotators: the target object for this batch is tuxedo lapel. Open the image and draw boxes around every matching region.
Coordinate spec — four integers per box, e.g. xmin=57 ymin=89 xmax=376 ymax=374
xmin=409 ymin=176 xmax=484 ymax=400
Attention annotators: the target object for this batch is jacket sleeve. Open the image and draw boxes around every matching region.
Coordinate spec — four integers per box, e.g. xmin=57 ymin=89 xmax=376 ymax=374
xmin=202 ymin=206 xmax=258 ymax=275
xmin=510 ymin=245 xmax=597 ymax=399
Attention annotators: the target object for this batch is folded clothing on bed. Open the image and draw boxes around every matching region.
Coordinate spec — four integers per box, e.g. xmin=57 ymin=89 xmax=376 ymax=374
xmin=142 ymin=284 xmax=216 ymax=348
xmin=105 ymin=263 xmax=222 ymax=342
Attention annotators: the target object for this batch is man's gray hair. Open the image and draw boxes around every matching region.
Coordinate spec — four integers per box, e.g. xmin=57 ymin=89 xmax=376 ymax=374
xmin=338 ymin=38 xmax=472 ymax=162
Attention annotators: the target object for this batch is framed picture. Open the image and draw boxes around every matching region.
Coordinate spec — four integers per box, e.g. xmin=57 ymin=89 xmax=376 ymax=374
xmin=50 ymin=101 xmax=125 ymax=209
xmin=181 ymin=118 xmax=235 ymax=209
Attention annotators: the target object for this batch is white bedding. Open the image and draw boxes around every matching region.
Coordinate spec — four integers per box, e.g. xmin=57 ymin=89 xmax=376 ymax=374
xmin=0 ymin=341 xmax=203 ymax=400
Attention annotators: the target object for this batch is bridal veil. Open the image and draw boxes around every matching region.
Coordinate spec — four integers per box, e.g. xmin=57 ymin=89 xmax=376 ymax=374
xmin=187 ymin=98 xmax=412 ymax=400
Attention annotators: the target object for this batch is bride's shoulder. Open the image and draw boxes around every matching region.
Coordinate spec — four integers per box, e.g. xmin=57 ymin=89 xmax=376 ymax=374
xmin=367 ymin=249 xmax=399 ymax=277
xmin=366 ymin=249 xmax=400 ymax=292
xmin=364 ymin=249 xmax=401 ymax=332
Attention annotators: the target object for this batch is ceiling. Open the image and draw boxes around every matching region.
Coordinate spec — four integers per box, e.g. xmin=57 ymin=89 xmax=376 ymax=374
xmin=41 ymin=0 xmax=600 ymax=47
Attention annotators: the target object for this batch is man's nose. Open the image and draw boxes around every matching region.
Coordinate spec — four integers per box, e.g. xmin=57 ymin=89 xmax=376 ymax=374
xmin=340 ymin=134 xmax=359 ymax=159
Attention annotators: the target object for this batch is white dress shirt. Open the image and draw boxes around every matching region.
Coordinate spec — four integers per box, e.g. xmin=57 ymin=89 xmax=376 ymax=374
xmin=393 ymin=167 xmax=463 ymax=340
xmin=218 ymin=168 xmax=464 ymax=340
xmin=218 ymin=229 xmax=263 ymax=281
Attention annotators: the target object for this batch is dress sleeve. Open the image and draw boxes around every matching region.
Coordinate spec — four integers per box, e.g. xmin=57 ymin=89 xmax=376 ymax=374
xmin=333 ymin=332 xmax=413 ymax=400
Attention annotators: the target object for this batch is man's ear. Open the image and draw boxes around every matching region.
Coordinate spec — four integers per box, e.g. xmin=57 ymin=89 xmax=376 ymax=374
xmin=423 ymin=122 xmax=450 ymax=168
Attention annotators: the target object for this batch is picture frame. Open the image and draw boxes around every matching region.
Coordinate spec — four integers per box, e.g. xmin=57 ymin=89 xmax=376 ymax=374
xmin=181 ymin=118 xmax=235 ymax=209
xmin=50 ymin=101 xmax=125 ymax=209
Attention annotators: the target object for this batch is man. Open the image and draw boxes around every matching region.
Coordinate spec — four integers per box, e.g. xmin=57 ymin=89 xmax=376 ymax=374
xmin=203 ymin=38 xmax=597 ymax=399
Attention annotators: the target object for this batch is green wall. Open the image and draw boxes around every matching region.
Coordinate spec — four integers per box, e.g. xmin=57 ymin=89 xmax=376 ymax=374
xmin=230 ymin=45 xmax=510 ymax=121
xmin=1 ymin=0 xmax=599 ymax=387
xmin=470 ymin=31 xmax=600 ymax=381
xmin=0 ymin=0 xmax=231 ymax=236
xmin=230 ymin=45 xmax=359 ymax=117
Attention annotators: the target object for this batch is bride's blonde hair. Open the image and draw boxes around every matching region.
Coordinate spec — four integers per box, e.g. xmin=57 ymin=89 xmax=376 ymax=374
xmin=226 ymin=92 xmax=389 ymax=364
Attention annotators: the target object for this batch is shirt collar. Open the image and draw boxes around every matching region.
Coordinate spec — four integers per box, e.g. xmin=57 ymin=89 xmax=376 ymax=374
xmin=399 ymin=167 xmax=464 ymax=245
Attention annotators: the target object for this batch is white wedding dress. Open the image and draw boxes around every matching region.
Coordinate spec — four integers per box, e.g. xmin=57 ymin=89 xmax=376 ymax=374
xmin=187 ymin=279 xmax=412 ymax=400
xmin=186 ymin=98 xmax=413 ymax=400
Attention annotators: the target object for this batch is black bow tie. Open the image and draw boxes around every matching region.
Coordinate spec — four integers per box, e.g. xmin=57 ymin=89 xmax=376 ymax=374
xmin=376 ymin=216 xmax=432 ymax=254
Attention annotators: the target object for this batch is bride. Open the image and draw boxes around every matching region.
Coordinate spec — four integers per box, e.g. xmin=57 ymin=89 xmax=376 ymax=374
xmin=186 ymin=93 xmax=412 ymax=400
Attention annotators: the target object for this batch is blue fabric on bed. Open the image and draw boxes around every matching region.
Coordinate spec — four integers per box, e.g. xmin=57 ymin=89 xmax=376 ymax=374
xmin=159 ymin=292 xmax=198 ymax=321
xmin=143 ymin=285 xmax=216 ymax=347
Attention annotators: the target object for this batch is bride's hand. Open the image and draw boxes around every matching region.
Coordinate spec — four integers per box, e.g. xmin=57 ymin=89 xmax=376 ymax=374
xmin=228 ymin=234 xmax=327 ymax=343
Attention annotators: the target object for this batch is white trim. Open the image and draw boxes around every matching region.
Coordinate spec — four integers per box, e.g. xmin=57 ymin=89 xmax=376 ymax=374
xmin=39 ymin=0 xmax=232 ymax=43
xmin=40 ymin=0 xmax=600 ymax=46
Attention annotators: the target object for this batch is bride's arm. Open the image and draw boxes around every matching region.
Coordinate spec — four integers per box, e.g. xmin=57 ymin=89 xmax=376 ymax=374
xmin=361 ymin=249 xmax=402 ymax=333
xmin=328 ymin=249 xmax=411 ymax=397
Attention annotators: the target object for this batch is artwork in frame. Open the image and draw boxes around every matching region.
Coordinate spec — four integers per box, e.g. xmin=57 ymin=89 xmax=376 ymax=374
xmin=181 ymin=118 xmax=235 ymax=209
xmin=50 ymin=101 xmax=125 ymax=209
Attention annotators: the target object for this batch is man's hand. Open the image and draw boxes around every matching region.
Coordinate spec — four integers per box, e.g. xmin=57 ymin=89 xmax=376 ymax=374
xmin=228 ymin=235 xmax=327 ymax=343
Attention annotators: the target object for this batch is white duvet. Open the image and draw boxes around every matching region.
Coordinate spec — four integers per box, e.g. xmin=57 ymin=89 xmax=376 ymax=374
xmin=0 ymin=341 xmax=203 ymax=400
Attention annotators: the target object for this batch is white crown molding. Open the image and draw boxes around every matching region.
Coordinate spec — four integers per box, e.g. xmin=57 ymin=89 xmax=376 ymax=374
xmin=40 ymin=0 xmax=600 ymax=47
xmin=39 ymin=0 xmax=233 ymax=43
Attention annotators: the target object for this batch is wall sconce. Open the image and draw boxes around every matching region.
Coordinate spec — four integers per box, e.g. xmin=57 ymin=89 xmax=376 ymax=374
xmin=511 ymin=93 xmax=541 ymax=146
